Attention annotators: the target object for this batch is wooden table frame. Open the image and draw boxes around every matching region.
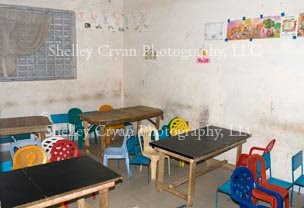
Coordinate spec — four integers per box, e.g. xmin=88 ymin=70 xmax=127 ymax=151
xmin=17 ymin=180 xmax=117 ymax=208
xmin=81 ymin=106 xmax=163 ymax=157
xmin=0 ymin=116 xmax=51 ymax=141
xmin=155 ymin=141 xmax=245 ymax=207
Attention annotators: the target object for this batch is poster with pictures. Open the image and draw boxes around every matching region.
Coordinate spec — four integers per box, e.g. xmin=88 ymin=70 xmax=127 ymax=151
xmin=204 ymin=22 xmax=224 ymax=40
xmin=298 ymin=13 xmax=304 ymax=37
xmin=281 ymin=16 xmax=297 ymax=37
xmin=227 ymin=18 xmax=253 ymax=40
xmin=252 ymin=16 xmax=281 ymax=39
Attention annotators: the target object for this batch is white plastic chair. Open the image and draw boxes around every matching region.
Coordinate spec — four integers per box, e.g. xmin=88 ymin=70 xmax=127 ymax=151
xmin=41 ymin=136 xmax=65 ymax=159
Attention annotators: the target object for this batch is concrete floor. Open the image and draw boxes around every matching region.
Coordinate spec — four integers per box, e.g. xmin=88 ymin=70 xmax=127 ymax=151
xmin=66 ymin=154 xmax=304 ymax=208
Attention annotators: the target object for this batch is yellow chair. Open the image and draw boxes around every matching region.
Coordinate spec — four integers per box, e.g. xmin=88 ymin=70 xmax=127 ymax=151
xmin=99 ymin=104 xmax=125 ymax=145
xmin=169 ymin=117 xmax=190 ymax=167
xmin=13 ymin=145 xmax=48 ymax=170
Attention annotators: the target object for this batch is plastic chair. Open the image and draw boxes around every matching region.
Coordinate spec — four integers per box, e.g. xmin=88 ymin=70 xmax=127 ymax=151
xmin=50 ymin=114 xmax=70 ymax=137
xmin=0 ymin=160 xmax=12 ymax=172
xmin=169 ymin=117 xmax=190 ymax=167
xmin=127 ymin=135 xmax=151 ymax=183
xmin=216 ymin=180 xmax=231 ymax=208
xmin=262 ymin=152 xmax=292 ymax=190
xmin=99 ymin=104 xmax=125 ymax=145
xmin=68 ymin=108 xmax=85 ymax=149
xmin=50 ymin=139 xmax=81 ymax=162
xmin=230 ymin=166 xmax=283 ymax=208
xmin=10 ymin=138 xmax=41 ymax=159
xmin=291 ymin=151 xmax=304 ymax=206
xmin=41 ymin=136 xmax=65 ymax=159
xmin=13 ymin=145 xmax=48 ymax=170
xmin=248 ymin=154 xmax=290 ymax=208
xmin=138 ymin=125 xmax=170 ymax=180
xmin=103 ymin=126 xmax=133 ymax=179
xmin=237 ymin=139 xmax=276 ymax=167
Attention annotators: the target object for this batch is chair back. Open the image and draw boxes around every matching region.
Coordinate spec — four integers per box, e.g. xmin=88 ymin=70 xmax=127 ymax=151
xmin=10 ymin=139 xmax=42 ymax=158
xmin=138 ymin=125 xmax=159 ymax=156
xmin=99 ymin=104 xmax=113 ymax=112
xmin=13 ymin=145 xmax=48 ymax=170
xmin=265 ymin=139 xmax=276 ymax=154
xmin=169 ymin=117 xmax=190 ymax=136
xmin=50 ymin=139 xmax=81 ymax=162
xmin=159 ymin=125 xmax=170 ymax=140
xmin=230 ymin=166 xmax=255 ymax=208
xmin=262 ymin=152 xmax=272 ymax=176
xmin=41 ymin=136 xmax=65 ymax=159
xmin=50 ymin=113 xmax=69 ymax=124
xmin=247 ymin=154 xmax=267 ymax=184
xmin=67 ymin=108 xmax=83 ymax=126
xmin=292 ymin=151 xmax=303 ymax=181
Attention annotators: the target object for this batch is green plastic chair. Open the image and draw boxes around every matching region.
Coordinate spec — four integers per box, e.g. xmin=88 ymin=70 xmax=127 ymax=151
xmin=68 ymin=108 xmax=84 ymax=149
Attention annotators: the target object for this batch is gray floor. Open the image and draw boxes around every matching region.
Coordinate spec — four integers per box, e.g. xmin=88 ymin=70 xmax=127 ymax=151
xmin=68 ymin=153 xmax=304 ymax=208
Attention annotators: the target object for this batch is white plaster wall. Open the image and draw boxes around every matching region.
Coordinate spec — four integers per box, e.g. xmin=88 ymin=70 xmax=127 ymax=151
xmin=123 ymin=0 xmax=304 ymax=180
xmin=0 ymin=0 xmax=124 ymax=117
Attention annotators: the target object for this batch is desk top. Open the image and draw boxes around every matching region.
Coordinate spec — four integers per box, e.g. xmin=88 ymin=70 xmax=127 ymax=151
xmin=0 ymin=156 xmax=122 ymax=208
xmin=80 ymin=105 xmax=163 ymax=125
xmin=151 ymin=125 xmax=251 ymax=161
xmin=0 ymin=116 xmax=51 ymax=136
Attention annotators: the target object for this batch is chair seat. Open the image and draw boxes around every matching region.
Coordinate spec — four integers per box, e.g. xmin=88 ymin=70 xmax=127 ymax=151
xmin=104 ymin=147 xmax=127 ymax=156
xmin=261 ymin=183 xmax=289 ymax=198
xmin=129 ymin=155 xmax=150 ymax=166
xmin=217 ymin=180 xmax=231 ymax=195
xmin=294 ymin=175 xmax=304 ymax=186
xmin=268 ymin=177 xmax=292 ymax=190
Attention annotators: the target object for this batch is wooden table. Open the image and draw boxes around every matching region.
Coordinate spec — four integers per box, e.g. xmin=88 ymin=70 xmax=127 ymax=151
xmin=80 ymin=105 xmax=163 ymax=156
xmin=150 ymin=125 xmax=251 ymax=207
xmin=0 ymin=116 xmax=51 ymax=140
xmin=0 ymin=156 xmax=122 ymax=208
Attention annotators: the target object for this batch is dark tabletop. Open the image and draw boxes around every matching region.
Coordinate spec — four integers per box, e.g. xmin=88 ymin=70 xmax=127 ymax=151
xmin=0 ymin=156 xmax=122 ymax=208
xmin=151 ymin=125 xmax=251 ymax=160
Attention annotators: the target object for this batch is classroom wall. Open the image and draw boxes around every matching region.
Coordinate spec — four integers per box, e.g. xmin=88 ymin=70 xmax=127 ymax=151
xmin=122 ymin=0 xmax=304 ymax=180
xmin=0 ymin=0 xmax=124 ymax=117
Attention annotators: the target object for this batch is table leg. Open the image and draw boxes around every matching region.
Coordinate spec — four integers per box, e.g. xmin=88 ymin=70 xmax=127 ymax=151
xmin=100 ymin=125 xmax=106 ymax=152
xmin=156 ymin=152 xmax=165 ymax=191
xmin=99 ymin=189 xmax=109 ymax=208
xmin=236 ymin=144 xmax=243 ymax=164
xmin=187 ymin=161 xmax=197 ymax=207
xmin=137 ymin=120 xmax=142 ymax=133
xmin=77 ymin=198 xmax=88 ymax=208
xmin=38 ymin=132 xmax=46 ymax=141
xmin=156 ymin=116 xmax=160 ymax=129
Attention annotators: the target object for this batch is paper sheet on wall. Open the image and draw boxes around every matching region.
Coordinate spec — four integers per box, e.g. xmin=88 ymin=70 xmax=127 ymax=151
xmin=204 ymin=22 xmax=224 ymax=40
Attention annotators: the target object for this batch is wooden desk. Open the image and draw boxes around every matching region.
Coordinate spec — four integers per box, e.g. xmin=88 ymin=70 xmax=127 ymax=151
xmin=0 ymin=116 xmax=51 ymax=140
xmin=0 ymin=156 xmax=122 ymax=208
xmin=150 ymin=125 xmax=251 ymax=207
xmin=80 ymin=105 xmax=163 ymax=156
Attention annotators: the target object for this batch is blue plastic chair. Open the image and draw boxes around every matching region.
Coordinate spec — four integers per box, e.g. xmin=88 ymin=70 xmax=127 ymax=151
xmin=103 ymin=126 xmax=133 ymax=179
xmin=291 ymin=150 xmax=304 ymax=206
xmin=216 ymin=180 xmax=231 ymax=208
xmin=0 ymin=161 xmax=12 ymax=172
xmin=262 ymin=152 xmax=292 ymax=190
xmin=230 ymin=166 xmax=283 ymax=208
xmin=50 ymin=113 xmax=70 ymax=136
xmin=127 ymin=135 xmax=150 ymax=183
xmin=68 ymin=108 xmax=85 ymax=149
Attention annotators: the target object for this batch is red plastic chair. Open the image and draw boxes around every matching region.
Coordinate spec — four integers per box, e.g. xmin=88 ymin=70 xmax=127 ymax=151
xmin=237 ymin=139 xmax=276 ymax=167
xmin=248 ymin=154 xmax=290 ymax=208
xmin=50 ymin=139 xmax=81 ymax=162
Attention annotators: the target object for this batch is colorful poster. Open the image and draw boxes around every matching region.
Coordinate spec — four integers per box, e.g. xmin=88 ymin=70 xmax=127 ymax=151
xmin=281 ymin=16 xmax=297 ymax=37
xmin=298 ymin=13 xmax=304 ymax=37
xmin=204 ymin=22 xmax=224 ymax=40
xmin=227 ymin=18 xmax=254 ymax=40
xmin=253 ymin=16 xmax=281 ymax=39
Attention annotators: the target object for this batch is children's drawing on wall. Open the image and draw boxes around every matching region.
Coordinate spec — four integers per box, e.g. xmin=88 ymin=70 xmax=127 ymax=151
xmin=76 ymin=11 xmax=149 ymax=32
xmin=253 ymin=16 xmax=281 ymax=39
xmin=204 ymin=22 xmax=223 ymax=40
xmin=197 ymin=48 xmax=210 ymax=64
xmin=144 ymin=47 xmax=157 ymax=60
xmin=298 ymin=13 xmax=304 ymax=37
xmin=281 ymin=16 xmax=297 ymax=37
xmin=227 ymin=18 xmax=253 ymax=40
